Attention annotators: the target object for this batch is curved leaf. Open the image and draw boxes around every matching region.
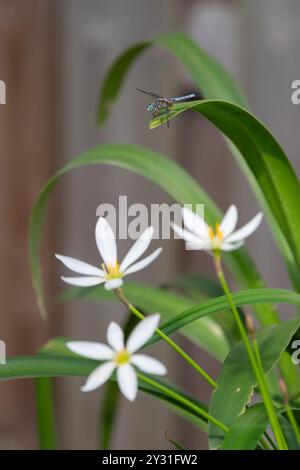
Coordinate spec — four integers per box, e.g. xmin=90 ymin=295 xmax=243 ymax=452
xmin=61 ymin=283 xmax=300 ymax=358
xmin=151 ymin=99 xmax=300 ymax=282
xmin=97 ymin=33 xmax=246 ymax=124
xmin=208 ymin=316 xmax=300 ymax=449
xmin=97 ymin=32 xmax=300 ymax=291
xmin=0 ymin=354 xmax=208 ymax=432
xmin=29 ymin=143 xmax=278 ymax=330
xmin=60 ymin=282 xmax=230 ymax=361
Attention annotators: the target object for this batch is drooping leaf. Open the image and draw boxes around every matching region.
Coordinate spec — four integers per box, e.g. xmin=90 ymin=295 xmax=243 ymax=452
xmin=59 ymin=281 xmax=231 ymax=360
xmin=29 ymin=144 xmax=278 ymax=330
xmin=97 ymin=32 xmax=300 ymax=292
xmin=0 ymin=353 xmax=209 ymax=432
xmin=61 ymin=282 xmax=300 ymax=356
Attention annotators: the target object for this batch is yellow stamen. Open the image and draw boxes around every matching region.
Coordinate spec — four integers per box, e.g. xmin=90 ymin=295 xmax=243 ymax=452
xmin=208 ymin=223 xmax=223 ymax=243
xmin=115 ymin=349 xmax=131 ymax=365
xmin=102 ymin=261 xmax=123 ymax=280
xmin=208 ymin=226 xmax=214 ymax=241
xmin=216 ymin=223 xmax=223 ymax=241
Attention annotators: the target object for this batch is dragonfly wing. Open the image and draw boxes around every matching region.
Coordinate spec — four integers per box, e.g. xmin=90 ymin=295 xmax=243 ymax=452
xmin=136 ymin=88 xmax=163 ymax=99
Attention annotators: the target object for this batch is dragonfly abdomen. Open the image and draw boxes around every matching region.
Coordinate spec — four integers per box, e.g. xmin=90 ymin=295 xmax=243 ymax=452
xmin=170 ymin=92 xmax=204 ymax=103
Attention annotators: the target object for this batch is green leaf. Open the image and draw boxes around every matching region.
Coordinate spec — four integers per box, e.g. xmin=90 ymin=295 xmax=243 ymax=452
xmin=0 ymin=354 xmax=209 ymax=432
xmin=220 ymin=404 xmax=300 ymax=450
xmin=97 ymin=32 xmax=300 ymax=293
xmin=97 ymin=33 xmax=247 ymax=125
xmin=279 ymin=411 xmax=300 ymax=450
xmin=29 ymin=143 xmax=279 ymax=330
xmin=219 ymin=404 xmax=269 ymax=450
xmin=99 ymin=381 xmax=119 ymax=450
xmin=61 ymin=282 xmax=300 ymax=357
xmin=60 ymin=281 xmax=231 ymax=360
xmin=35 ymin=377 xmax=57 ymax=450
xmin=165 ymin=432 xmax=187 ymax=450
xmin=208 ymin=316 xmax=300 ymax=449
xmin=165 ymin=274 xmax=223 ymax=301
xmin=152 ymin=99 xmax=300 ymax=284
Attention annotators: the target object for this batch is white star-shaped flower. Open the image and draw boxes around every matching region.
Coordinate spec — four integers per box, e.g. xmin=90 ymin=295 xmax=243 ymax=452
xmin=172 ymin=205 xmax=263 ymax=252
xmin=56 ymin=217 xmax=162 ymax=290
xmin=67 ymin=314 xmax=167 ymax=401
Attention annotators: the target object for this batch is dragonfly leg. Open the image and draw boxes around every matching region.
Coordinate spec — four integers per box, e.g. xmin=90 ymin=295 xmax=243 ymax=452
xmin=166 ymin=112 xmax=170 ymax=128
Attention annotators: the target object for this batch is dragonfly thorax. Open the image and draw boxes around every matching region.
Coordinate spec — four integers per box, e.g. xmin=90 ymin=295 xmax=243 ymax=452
xmin=146 ymin=103 xmax=155 ymax=112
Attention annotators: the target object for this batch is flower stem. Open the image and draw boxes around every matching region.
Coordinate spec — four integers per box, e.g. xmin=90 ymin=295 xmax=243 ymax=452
xmin=138 ymin=373 xmax=228 ymax=433
xmin=279 ymin=377 xmax=300 ymax=445
xmin=213 ymin=252 xmax=288 ymax=450
xmin=115 ymin=288 xmax=217 ymax=389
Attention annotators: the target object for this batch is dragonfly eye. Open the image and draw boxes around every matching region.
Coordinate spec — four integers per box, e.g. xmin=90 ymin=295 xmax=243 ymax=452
xmin=146 ymin=103 xmax=154 ymax=112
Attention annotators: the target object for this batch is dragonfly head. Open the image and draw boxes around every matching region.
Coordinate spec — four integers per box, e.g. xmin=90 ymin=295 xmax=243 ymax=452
xmin=146 ymin=103 xmax=155 ymax=112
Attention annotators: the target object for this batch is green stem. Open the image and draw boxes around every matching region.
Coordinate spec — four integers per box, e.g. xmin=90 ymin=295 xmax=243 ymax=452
xmin=252 ymin=340 xmax=288 ymax=448
xmin=214 ymin=253 xmax=288 ymax=450
xmin=139 ymin=373 xmax=228 ymax=433
xmin=35 ymin=377 xmax=57 ymax=450
xmin=263 ymin=432 xmax=278 ymax=450
xmin=279 ymin=377 xmax=300 ymax=446
xmin=115 ymin=288 xmax=217 ymax=389
xmin=284 ymin=404 xmax=300 ymax=445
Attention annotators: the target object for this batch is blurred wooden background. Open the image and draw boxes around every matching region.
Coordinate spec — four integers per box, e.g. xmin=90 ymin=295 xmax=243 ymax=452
xmin=0 ymin=0 xmax=300 ymax=449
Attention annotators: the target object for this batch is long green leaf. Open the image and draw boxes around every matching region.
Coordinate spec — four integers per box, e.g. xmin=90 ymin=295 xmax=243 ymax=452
xmin=208 ymin=316 xmax=300 ymax=449
xmin=61 ymin=282 xmax=300 ymax=353
xmin=151 ymin=99 xmax=300 ymax=282
xmin=0 ymin=355 xmax=208 ymax=432
xmin=97 ymin=32 xmax=300 ymax=291
xmin=29 ymin=143 xmax=278 ymax=330
xmin=97 ymin=33 xmax=247 ymax=124
xmin=60 ymin=281 xmax=231 ymax=361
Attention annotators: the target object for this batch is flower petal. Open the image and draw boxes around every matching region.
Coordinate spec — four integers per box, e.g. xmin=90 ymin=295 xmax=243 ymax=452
xmin=131 ymin=354 xmax=167 ymax=375
xmin=185 ymin=241 xmax=205 ymax=251
xmin=126 ymin=314 xmax=160 ymax=353
xmin=67 ymin=341 xmax=114 ymax=360
xmin=182 ymin=207 xmax=209 ymax=240
xmin=219 ymin=205 xmax=238 ymax=238
xmin=221 ymin=241 xmax=244 ymax=251
xmin=55 ymin=254 xmax=104 ymax=276
xmin=81 ymin=362 xmax=116 ymax=392
xmin=61 ymin=276 xmax=105 ymax=287
xmin=226 ymin=212 xmax=263 ymax=243
xmin=171 ymin=223 xmax=202 ymax=244
xmin=120 ymin=226 xmax=153 ymax=272
xmin=123 ymin=248 xmax=162 ymax=276
xmin=107 ymin=322 xmax=124 ymax=351
xmin=104 ymin=278 xmax=124 ymax=290
xmin=95 ymin=217 xmax=117 ymax=266
xmin=116 ymin=363 xmax=138 ymax=401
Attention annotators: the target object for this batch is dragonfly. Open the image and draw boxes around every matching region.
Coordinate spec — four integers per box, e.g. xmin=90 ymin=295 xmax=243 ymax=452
xmin=137 ymin=88 xmax=204 ymax=127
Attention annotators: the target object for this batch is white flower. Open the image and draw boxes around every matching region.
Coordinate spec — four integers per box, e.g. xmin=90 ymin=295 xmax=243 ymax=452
xmin=67 ymin=314 xmax=167 ymax=401
xmin=56 ymin=217 xmax=162 ymax=290
xmin=172 ymin=205 xmax=263 ymax=252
